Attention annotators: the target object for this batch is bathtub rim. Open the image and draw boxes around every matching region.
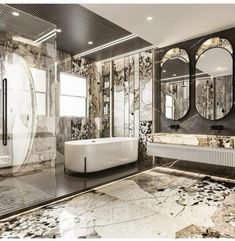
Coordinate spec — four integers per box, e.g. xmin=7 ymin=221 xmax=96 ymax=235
xmin=65 ymin=137 xmax=138 ymax=146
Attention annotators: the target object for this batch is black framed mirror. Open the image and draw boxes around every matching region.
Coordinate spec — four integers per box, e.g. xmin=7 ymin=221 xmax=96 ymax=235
xmin=160 ymin=48 xmax=190 ymax=120
xmin=195 ymin=37 xmax=233 ymax=120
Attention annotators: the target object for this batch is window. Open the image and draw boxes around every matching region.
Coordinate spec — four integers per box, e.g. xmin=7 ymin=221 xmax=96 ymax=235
xmin=30 ymin=67 xmax=47 ymax=115
xmin=165 ymin=94 xmax=173 ymax=119
xmin=60 ymin=72 xmax=87 ymax=117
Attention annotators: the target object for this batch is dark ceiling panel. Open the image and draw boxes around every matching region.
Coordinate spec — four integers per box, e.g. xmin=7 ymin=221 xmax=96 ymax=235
xmin=8 ymin=4 xmax=152 ymax=60
xmin=9 ymin=4 xmax=131 ymax=54
xmin=85 ymin=37 xmax=152 ymax=61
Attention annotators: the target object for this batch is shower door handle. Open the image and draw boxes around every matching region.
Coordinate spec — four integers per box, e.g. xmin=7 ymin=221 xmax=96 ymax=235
xmin=2 ymin=78 xmax=7 ymax=146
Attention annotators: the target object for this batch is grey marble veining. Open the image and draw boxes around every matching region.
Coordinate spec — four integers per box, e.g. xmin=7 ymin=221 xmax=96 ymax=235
xmin=56 ymin=52 xmax=103 ymax=155
xmin=148 ymin=133 xmax=235 ymax=149
xmin=0 ymin=167 xmax=235 ymax=238
xmin=102 ymin=50 xmax=153 ymax=161
xmin=139 ymin=121 xmax=153 ymax=165
xmin=139 ymin=50 xmax=153 ymax=122
xmin=56 ymin=49 xmax=154 ymax=164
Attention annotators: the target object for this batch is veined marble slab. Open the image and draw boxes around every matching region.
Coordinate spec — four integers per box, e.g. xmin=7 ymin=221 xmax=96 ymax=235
xmin=147 ymin=133 xmax=235 ymax=149
xmin=0 ymin=167 xmax=235 ymax=238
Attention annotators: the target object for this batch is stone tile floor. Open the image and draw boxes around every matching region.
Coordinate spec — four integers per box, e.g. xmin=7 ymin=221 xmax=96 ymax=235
xmin=0 ymin=162 xmax=142 ymax=218
xmin=0 ymin=167 xmax=235 ymax=238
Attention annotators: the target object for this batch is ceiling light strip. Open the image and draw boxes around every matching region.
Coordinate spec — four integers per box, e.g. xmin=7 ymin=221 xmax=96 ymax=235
xmin=99 ymin=44 xmax=156 ymax=63
xmin=57 ymin=45 xmax=156 ymax=66
xmin=78 ymin=33 xmax=137 ymax=57
xmin=38 ymin=32 xmax=56 ymax=44
xmin=34 ymin=29 xmax=56 ymax=43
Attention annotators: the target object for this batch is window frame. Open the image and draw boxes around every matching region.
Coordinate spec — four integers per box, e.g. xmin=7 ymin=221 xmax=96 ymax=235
xmin=59 ymin=71 xmax=88 ymax=118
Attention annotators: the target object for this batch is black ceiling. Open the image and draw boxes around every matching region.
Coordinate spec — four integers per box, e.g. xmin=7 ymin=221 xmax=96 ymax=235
xmin=9 ymin=4 xmax=152 ymax=60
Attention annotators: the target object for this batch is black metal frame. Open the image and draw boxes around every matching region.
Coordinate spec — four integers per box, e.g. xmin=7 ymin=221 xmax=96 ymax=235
xmin=159 ymin=49 xmax=191 ymax=121
xmin=2 ymin=78 xmax=7 ymax=146
xmin=195 ymin=44 xmax=234 ymax=121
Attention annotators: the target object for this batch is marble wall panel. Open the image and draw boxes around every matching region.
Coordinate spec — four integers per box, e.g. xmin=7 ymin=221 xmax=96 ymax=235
xmin=134 ymin=54 xmax=140 ymax=139
xmin=139 ymin=50 xmax=153 ymax=121
xmin=56 ymin=116 xmax=100 ymax=155
xmin=71 ymin=118 xmax=98 ymax=140
xmin=138 ymin=121 xmax=153 ymax=165
xmin=101 ymin=62 xmax=111 ymax=137
xmin=56 ymin=118 xmax=72 ymax=154
xmin=102 ymin=115 xmax=110 ymax=138
xmin=56 ymin=52 xmax=102 ymax=157
xmin=102 ymin=50 xmax=153 ymax=162
xmin=113 ymin=58 xmax=125 ymax=137
xmin=56 ymin=49 xmax=153 ymax=164
xmin=124 ymin=57 xmax=130 ymax=137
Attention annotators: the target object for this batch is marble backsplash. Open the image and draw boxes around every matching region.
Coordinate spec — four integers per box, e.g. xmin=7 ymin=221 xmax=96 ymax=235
xmin=56 ymin=117 xmax=100 ymax=154
xmin=148 ymin=133 xmax=235 ymax=149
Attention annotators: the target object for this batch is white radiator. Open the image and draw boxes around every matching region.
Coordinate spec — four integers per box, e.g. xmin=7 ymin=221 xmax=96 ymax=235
xmin=147 ymin=142 xmax=235 ymax=167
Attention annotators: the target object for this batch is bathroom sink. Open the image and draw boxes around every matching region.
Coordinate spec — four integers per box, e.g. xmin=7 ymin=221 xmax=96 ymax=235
xmin=147 ymin=133 xmax=235 ymax=149
xmin=147 ymin=133 xmax=235 ymax=167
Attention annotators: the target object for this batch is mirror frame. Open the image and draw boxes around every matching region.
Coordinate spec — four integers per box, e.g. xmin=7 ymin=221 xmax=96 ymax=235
xmin=195 ymin=37 xmax=233 ymax=120
xmin=160 ymin=48 xmax=190 ymax=120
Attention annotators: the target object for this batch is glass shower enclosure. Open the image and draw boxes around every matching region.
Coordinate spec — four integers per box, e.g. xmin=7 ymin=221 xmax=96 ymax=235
xmin=0 ymin=4 xmax=57 ymax=218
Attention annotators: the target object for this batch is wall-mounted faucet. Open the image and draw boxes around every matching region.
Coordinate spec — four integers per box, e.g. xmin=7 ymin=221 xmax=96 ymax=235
xmin=210 ymin=125 xmax=224 ymax=133
xmin=169 ymin=124 xmax=180 ymax=131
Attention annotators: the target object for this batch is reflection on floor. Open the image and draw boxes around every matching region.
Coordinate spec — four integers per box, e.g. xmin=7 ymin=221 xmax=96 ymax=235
xmin=0 ymin=167 xmax=235 ymax=238
xmin=0 ymin=161 xmax=149 ymax=219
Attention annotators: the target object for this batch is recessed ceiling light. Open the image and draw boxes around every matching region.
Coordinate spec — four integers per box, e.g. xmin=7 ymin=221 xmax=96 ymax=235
xmin=12 ymin=12 xmax=19 ymax=16
xmin=173 ymin=74 xmax=176 ymax=77
xmin=162 ymin=69 xmax=166 ymax=73
xmin=56 ymin=29 xmax=62 ymax=33
xmin=78 ymin=34 xmax=137 ymax=58
xmin=88 ymin=41 xmax=93 ymax=45
xmin=147 ymin=16 xmax=153 ymax=21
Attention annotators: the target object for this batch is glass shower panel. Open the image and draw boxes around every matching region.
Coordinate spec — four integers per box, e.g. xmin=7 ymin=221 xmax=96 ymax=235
xmin=0 ymin=4 xmax=57 ymax=217
xmin=5 ymin=53 xmax=36 ymax=173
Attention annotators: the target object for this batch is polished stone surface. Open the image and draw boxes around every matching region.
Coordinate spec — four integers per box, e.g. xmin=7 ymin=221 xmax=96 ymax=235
xmin=0 ymin=167 xmax=235 ymax=238
xmin=0 ymin=161 xmax=147 ymax=219
xmin=148 ymin=133 xmax=235 ymax=149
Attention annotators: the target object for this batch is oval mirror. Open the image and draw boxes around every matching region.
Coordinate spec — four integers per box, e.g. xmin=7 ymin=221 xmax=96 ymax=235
xmin=161 ymin=48 xmax=190 ymax=120
xmin=195 ymin=38 xmax=233 ymax=120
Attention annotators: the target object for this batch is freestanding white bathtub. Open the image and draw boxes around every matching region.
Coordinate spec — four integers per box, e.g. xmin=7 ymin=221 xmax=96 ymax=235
xmin=64 ymin=137 xmax=138 ymax=174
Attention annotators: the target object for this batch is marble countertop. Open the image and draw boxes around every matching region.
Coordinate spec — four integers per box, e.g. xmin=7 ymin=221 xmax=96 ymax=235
xmin=147 ymin=133 xmax=235 ymax=149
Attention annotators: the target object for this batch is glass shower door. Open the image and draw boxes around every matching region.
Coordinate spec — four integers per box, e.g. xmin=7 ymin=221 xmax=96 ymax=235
xmin=0 ymin=46 xmax=11 ymax=171
xmin=3 ymin=52 xmax=36 ymax=174
xmin=0 ymin=4 xmax=57 ymax=217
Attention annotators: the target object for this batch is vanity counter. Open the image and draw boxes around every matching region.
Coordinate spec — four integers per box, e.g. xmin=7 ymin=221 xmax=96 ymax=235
xmin=147 ymin=133 xmax=235 ymax=149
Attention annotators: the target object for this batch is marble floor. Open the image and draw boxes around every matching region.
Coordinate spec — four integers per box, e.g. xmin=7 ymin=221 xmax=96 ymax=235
xmin=0 ymin=161 xmax=148 ymax=219
xmin=0 ymin=167 xmax=235 ymax=238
